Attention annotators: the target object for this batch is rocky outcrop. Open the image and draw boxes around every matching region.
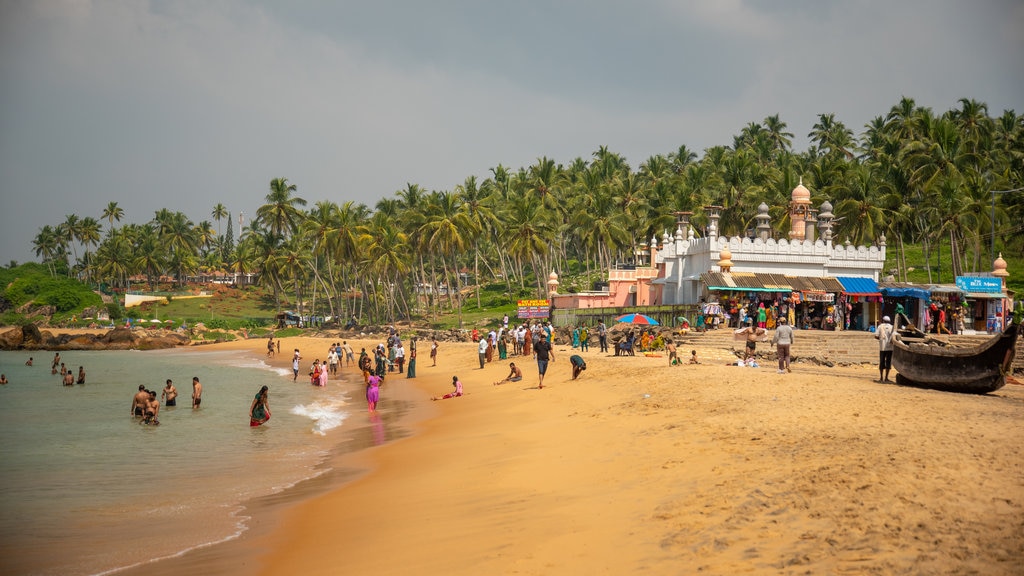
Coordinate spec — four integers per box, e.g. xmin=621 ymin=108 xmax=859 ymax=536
xmin=0 ymin=326 xmax=189 ymax=351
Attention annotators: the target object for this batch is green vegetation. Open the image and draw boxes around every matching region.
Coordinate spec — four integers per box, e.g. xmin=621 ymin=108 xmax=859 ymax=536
xmin=13 ymin=96 xmax=1023 ymax=330
xmin=884 ymin=244 xmax=1023 ymax=295
xmin=0 ymin=263 xmax=102 ymax=318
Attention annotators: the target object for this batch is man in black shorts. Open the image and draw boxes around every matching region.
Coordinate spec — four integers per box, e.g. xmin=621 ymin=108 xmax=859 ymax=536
xmin=131 ymin=384 xmax=148 ymax=417
xmin=534 ymin=337 xmax=554 ymax=389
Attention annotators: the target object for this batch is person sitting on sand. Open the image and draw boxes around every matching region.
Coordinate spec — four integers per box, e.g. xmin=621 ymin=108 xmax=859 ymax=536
xmin=494 ymin=362 xmax=523 ymax=385
xmin=433 ymin=376 xmax=463 ymax=400
xmin=689 ymin=350 xmax=700 ymax=364
xmin=569 ymin=354 xmax=587 ymax=380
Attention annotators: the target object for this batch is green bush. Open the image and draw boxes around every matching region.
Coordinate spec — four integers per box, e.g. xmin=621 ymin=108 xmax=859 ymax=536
xmin=106 ymin=302 xmax=124 ymax=320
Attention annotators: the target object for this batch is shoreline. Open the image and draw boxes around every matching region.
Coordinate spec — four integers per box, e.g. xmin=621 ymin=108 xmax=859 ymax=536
xmin=13 ymin=332 xmax=1024 ymax=574
xmin=248 ymin=338 xmax=1022 ymax=575
xmin=113 ymin=335 xmax=441 ymax=576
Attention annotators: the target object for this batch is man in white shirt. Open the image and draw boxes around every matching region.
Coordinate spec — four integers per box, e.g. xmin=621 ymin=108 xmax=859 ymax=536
xmin=874 ymin=315 xmax=895 ymax=383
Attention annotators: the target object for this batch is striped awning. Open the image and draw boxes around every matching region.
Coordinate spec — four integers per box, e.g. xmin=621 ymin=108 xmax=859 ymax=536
xmin=700 ymin=272 xmax=843 ymax=293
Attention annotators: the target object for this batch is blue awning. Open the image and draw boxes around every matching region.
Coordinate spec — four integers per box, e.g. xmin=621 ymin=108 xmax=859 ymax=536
xmin=837 ymin=276 xmax=881 ymax=296
xmin=881 ymin=286 xmax=931 ymax=300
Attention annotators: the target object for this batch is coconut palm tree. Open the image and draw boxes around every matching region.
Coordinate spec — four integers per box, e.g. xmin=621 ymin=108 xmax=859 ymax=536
xmin=257 ymin=178 xmax=306 ymax=239
xmin=101 ymin=201 xmax=124 ymax=230
xmin=359 ymin=212 xmax=411 ymax=322
xmin=211 ymin=203 xmax=228 ymax=238
xmin=33 ymin=225 xmax=62 ymax=276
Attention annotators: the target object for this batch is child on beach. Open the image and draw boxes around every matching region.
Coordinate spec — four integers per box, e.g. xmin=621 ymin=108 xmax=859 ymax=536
xmin=433 ymin=376 xmax=463 ymax=400
xmin=689 ymin=350 xmax=700 ymax=364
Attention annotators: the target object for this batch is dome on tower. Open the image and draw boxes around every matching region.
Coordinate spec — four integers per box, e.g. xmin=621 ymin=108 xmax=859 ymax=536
xmin=717 ymin=245 xmax=734 ymax=270
xmin=758 ymin=202 xmax=769 ymax=215
xmin=993 ymin=253 xmax=1009 ymax=278
xmin=792 ymin=178 xmax=811 ymax=203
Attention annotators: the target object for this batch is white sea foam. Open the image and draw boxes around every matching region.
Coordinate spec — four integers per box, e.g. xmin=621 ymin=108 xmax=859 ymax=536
xmin=222 ymin=355 xmax=293 ymax=376
xmin=290 ymin=398 xmax=350 ymax=435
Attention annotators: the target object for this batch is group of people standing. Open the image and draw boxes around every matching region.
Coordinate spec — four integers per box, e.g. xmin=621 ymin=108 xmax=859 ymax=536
xmin=358 ymin=329 xmax=426 ymax=412
xmin=131 ymin=376 xmax=202 ymax=426
xmin=47 ymin=353 xmax=86 ymax=386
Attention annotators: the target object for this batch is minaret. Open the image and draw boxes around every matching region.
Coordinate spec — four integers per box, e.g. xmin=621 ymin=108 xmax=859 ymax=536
xmin=755 ymin=202 xmax=772 ymax=241
xmin=789 ymin=178 xmax=811 ymax=241
xmin=717 ymin=245 xmax=734 ymax=273
xmin=706 ymin=205 xmax=723 ymax=241
xmin=993 ymin=253 xmax=1009 ymax=287
xmin=547 ymin=271 xmax=559 ymax=296
xmin=818 ymin=201 xmax=834 ymax=244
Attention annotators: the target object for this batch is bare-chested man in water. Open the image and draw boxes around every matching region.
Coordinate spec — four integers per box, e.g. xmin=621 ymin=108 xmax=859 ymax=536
xmin=142 ymin=390 xmax=160 ymax=425
xmin=62 ymin=370 xmax=75 ymax=386
xmin=192 ymin=377 xmax=202 ymax=408
xmin=131 ymin=384 xmax=149 ymax=417
xmin=161 ymin=379 xmax=178 ymax=407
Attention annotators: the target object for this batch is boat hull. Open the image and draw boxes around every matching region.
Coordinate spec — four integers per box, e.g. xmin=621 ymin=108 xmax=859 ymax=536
xmin=892 ymin=322 xmax=1019 ymax=394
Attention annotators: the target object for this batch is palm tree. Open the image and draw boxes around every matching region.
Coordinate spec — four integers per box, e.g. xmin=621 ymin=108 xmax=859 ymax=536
xmin=809 ymin=113 xmax=855 ymax=159
xmin=420 ymin=191 xmax=475 ymax=325
xmin=77 ymin=217 xmax=103 ymax=283
xmin=133 ymin=226 xmax=165 ymax=291
xmin=359 ymin=214 xmax=412 ymax=322
xmin=60 ymin=214 xmax=83 ymax=269
xmin=101 ymin=201 xmax=124 ymax=230
xmin=456 ymin=176 xmax=497 ymax=308
xmin=763 ymin=114 xmax=793 ymax=154
xmin=257 ymin=178 xmax=307 ymax=239
xmin=500 ymin=192 xmax=554 ymax=294
xmin=33 ymin=225 xmax=62 ymax=276
xmin=211 ymin=202 xmax=228 ymax=240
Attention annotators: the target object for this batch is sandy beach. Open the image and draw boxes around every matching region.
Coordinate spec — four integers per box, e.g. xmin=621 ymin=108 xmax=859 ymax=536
xmin=120 ymin=333 xmax=1023 ymax=575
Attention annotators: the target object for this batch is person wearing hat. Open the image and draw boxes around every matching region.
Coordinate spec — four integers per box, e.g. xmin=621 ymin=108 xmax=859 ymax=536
xmin=875 ymin=315 xmax=895 ymax=383
xmin=771 ymin=315 xmax=794 ymax=373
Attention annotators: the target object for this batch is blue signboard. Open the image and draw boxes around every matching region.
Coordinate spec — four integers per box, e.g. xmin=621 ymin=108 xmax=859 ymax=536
xmin=955 ymin=276 xmax=1002 ymax=293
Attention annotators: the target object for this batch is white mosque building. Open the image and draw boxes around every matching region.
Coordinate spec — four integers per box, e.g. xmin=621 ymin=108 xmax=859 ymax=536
xmin=651 ymin=179 xmax=887 ymax=306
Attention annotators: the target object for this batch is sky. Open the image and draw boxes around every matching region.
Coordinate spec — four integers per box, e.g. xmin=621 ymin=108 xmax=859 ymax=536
xmin=0 ymin=0 xmax=1021 ymax=266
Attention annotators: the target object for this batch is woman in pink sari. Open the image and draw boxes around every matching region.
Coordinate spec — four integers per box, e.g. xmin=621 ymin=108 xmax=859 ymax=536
xmin=366 ymin=374 xmax=381 ymax=411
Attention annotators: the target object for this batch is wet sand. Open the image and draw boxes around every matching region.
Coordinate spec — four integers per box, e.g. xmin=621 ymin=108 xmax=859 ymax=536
xmin=102 ymin=334 xmax=1024 ymax=574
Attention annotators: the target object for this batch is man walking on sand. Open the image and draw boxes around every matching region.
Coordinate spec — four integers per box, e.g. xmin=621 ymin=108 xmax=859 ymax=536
xmin=534 ymin=336 xmax=554 ymax=389
xmin=875 ymin=315 xmax=895 ymax=383
xmin=478 ymin=336 xmax=488 ymax=369
xmin=771 ymin=315 xmax=794 ymax=374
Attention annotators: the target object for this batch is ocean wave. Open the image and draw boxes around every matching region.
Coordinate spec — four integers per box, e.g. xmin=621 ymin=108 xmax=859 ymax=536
xmin=290 ymin=399 xmax=350 ymax=436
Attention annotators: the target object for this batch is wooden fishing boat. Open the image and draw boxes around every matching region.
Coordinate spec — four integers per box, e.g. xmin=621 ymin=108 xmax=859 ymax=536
xmin=892 ymin=320 xmax=1020 ymax=394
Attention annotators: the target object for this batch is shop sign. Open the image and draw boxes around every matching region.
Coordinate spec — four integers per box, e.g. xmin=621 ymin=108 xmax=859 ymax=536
xmin=517 ymin=299 xmax=550 ymax=318
xmin=802 ymin=292 xmax=834 ymax=302
xmin=955 ymin=276 xmax=1001 ymax=293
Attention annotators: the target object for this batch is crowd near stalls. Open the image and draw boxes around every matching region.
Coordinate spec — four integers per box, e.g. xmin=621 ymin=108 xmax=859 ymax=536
xmin=546 ymin=180 xmax=1014 ymax=336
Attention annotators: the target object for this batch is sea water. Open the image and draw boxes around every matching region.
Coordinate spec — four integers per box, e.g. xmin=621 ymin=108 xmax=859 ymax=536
xmin=0 ymin=348 xmax=355 ymax=576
